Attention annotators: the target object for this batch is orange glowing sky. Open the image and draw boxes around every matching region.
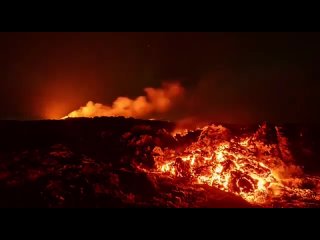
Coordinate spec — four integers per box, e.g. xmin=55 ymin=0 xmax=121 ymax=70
xmin=35 ymin=71 xmax=108 ymax=120
xmin=1 ymin=32 xmax=320 ymax=123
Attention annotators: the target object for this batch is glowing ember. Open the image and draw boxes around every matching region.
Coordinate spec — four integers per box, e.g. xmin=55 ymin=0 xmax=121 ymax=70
xmin=142 ymin=123 xmax=320 ymax=206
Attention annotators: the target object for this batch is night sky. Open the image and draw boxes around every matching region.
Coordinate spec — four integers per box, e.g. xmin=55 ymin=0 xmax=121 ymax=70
xmin=1 ymin=32 xmax=320 ymax=123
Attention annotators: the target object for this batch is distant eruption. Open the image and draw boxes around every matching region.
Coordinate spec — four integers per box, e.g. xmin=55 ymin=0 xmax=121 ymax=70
xmin=62 ymin=82 xmax=184 ymax=119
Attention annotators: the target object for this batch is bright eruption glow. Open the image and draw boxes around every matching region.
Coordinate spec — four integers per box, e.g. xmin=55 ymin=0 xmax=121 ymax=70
xmin=141 ymin=123 xmax=320 ymax=207
xmin=62 ymin=82 xmax=184 ymax=119
xmin=61 ymin=80 xmax=320 ymax=207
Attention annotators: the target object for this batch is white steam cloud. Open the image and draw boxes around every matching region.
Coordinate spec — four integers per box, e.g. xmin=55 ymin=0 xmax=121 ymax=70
xmin=63 ymin=82 xmax=184 ymax=119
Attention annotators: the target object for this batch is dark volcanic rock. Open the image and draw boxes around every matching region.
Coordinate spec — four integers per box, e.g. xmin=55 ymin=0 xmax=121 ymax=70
xmin=0 ymin=117 xmax=319 ymax=207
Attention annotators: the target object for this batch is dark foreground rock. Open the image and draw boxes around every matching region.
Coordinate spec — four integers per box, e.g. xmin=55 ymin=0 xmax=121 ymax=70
xmin=0 ymin=117 xmax=319 ymax=208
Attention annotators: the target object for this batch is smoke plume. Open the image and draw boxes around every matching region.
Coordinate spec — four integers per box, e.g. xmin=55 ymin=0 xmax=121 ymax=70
xmin=63 ymin=82 xmax=184 ymax=119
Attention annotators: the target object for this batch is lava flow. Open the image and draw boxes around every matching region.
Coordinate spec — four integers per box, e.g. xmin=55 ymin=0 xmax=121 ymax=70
xmin=140 ymin=123 xmax=320 ymax=207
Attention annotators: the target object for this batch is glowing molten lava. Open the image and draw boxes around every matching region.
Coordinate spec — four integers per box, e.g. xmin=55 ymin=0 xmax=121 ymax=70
xmin=62 ymin=82 xmax=184 ymax=119
xmin=144 ymin=123 xmax=320 ymax=207
xmin=60 ymin=77 xmax=320 ymax=206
